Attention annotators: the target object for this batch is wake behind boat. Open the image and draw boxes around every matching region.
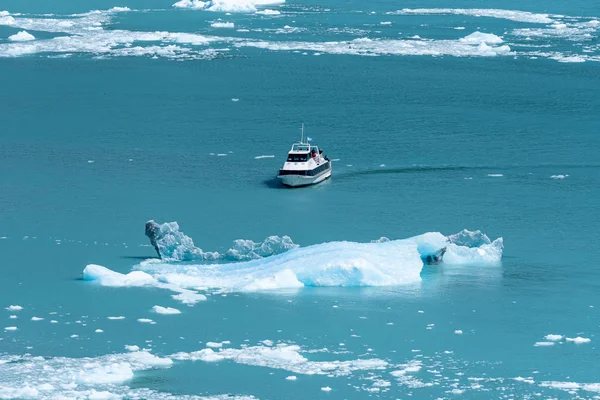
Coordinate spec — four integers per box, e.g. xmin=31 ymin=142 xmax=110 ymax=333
xmin=277 ymin=125 xmax=332 ymax=187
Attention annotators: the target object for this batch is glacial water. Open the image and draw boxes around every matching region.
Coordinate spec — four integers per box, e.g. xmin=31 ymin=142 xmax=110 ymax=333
xmin=1 ymin=0 xmax=600 ymax=398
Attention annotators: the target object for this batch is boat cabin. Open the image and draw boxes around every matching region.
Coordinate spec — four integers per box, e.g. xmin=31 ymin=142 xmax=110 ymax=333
xmin=286 ymin=143 xmax=322 ymax=162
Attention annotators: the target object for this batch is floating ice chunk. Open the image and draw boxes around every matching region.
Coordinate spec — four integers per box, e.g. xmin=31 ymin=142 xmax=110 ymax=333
xmin=4 ymin=326 xmax=17 ymax=331
xmin=256 ymin=9 xmax=280 ymax=15
xmin=255 ymin=155 xmax=275 ymax=159
xmin=173 ymin=0 xmax=285 ymax=13
xmin=95 ymin=329 xmax=103 ymax=333
xmin=5 ymin=305 xmax=23 ymax=311
xmin=8 ymin=31 xmax=35 ymax=41
xmin=137 ymin=318 xmax=155 ymax=324
xmin=454 ymin=26 xmax=466 ymax=30
xmin=83 ymin=264 xmax=156 ymax=287
xmin=261 ymin=339 xmax=274 ymax=346
xmin=152 ymin=305 xmax=181 ymax=315
xmin=460 ymin=32 xmax=503 ymax=45
xmin=380 ymin=21 xmax=391 ymax=25
xmin=321 ymin=386 xmax=332 ymax=391
xmin=107 ymin=316 xmax=126 ymax=320
xmin=50 ymin=320 xmax=58 ymax=324
xmin=31 ymin=317 xmax=44 ymax=321
xmin=286 ymin=375 xmax=297 ymax=380
xmin=9 ymin=315 xmax=16 ymax=319
xmin=551 ymin=174 xmax=569 ymax=179
xmin=544 ymin=334 xmax=563 ymax=341
xmin=211 ymin=21 xmax=235 ymax=28
xmin=566 ymin=336 xmax=591 ymax=344
xmin=206 ymin=341 xmax=224 ymax=348
xmin=454 ymin=330 xmax=463 ymax=334
xmin=514 ymin=376 xmax=535 ymax=384
xmin=392 ymin=8 xmax=553 ymax=24
xmin=70 ymin=334 xmax=79 ymax=338
xmin=534 ymin=341 xmax=554 ymax=346
xmin=171 ymin=344 xmax=387 ymax=375
xmin=231 ymin=98 xmax=240 ymax=101
xmin=125 ymin=345 xmax=140 ymax=352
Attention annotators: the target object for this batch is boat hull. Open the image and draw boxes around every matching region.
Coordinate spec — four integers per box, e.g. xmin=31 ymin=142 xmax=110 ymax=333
xmin=277 ymin=168 xmax=331 ymax=187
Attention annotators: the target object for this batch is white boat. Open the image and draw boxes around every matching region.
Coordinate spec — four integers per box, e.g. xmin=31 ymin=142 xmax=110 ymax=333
xmin=277 ymin=125 xmax=332 ymax=187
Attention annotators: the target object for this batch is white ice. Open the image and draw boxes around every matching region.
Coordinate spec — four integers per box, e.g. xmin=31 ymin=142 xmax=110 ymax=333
xmin=173 ymin=0 xmax=285 ymax=13
xmin=152 ymin=305 xmax=182 ymax=315
xmin=544 ymin=334 xmax=563 ymax=341
xmin=391 ymin=8 xmax=554 ymax=24
xmin=170 ymin=343 xmax=388 ymax=376
xmin=31 ymin=317 xmax=44 ymax=321
xmin=5 ymin=305 xmax=23 ymax=311
xmin=8 ymin=30 xmax=35 ymax=41
xmin=566 ymin=337 xmax=591 ymax=344
xmin=211 ymin=21 xmax=235 ymax=28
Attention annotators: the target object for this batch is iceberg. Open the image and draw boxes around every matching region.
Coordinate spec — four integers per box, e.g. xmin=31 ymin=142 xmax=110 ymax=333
xmin=173 ymin=0 xmax=284 ymax=13
xmin=86 ymin=221 xmax=503 ymax=302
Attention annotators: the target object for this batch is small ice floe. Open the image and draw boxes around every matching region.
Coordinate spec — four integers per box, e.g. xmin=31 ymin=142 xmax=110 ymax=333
xmin=386 ymin=322 xmax=394 ymax=326
xmin=87 ymin=160 xmax=95 ymax=164
xmin=332 ymin=305 xmax=339 ymax=308
xmin=380 ymin=164 xmax=385 ymax=167
xmin=206 ymin=341 xmax=224 ymax=348
xmin=550 ymin=174 xmax=569 ymax=179
xmin=488 ymin=174 xmax=503 ymax=177
xmin=454 ymin=26 xmax=466 ymax=30
xmin=534 ymin=341 xmax=554 ymax=346
xmin=107 ymin=316 xmax=125 ymax=320
xmin=254 ymin=155 xmax=275 ymax=159
xmin=137 ymin=318 xmax=155 ymax=324
xmin=359 ymin=316 xmax=368 ymax=319
xmin=70 ymin=334 xmax=78 ymax=338
xmin=286 ymin=375 xmax=297 ymax=380
xmin=261 ymin=339 xmax=274 ymax=346
xmin=231 ymin=98 xmax=240 ymax=102
xmin=95 ymin=329 xmax=103 ymax=333
xmin=418 ymin=310 xmax=424 ymax=314
xmin=9 ymin=316 xmax=16 ymax=319
xmin=514 ymin=376 xmax=535 ymax=384
xmin=125 ymin=345 xmax=140 ymax=352
xmin=566 ymin=337 xmax=591 ymax=344
xmin=380 ymin=21 xmax=391 ymax=25
xmin=217 ymin=154 xmax=227 ymax=157
xmin=4 ymin=326 xmax=17 ymax=331
xmin=5 ymin=305 xmax=23 ymax=311
xmin=152 ymin=305 xmax=181 ymax=315
xmin=50 ymin=320 xmax=58 ymax=324
xmin=31 ymin=317 xmax=44 ymax=321
xmin=544 ymin=334 xmax=563 ymax=341
xmin=321 ymin=386 xmax=332 ymax=392
xmin=256 ymin=9 xmax=281 ymax=15
xmin=211 ymin=21 xmax=235 ymax=28
xmin=455 ymin=330 xmax=463 ymax=335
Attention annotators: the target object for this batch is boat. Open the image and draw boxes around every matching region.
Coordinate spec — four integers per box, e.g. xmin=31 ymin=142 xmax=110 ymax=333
xmin=277 ymin=125 xmax=332 ymax=187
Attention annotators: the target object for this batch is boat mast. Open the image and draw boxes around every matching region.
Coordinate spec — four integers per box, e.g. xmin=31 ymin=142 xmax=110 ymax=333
xmin=301 ymin=123 xmax=305 ymax=144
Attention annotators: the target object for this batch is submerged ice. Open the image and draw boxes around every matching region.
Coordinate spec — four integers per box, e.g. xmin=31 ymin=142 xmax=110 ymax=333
xmin=85 ymin=222 xmax=502 ymax=302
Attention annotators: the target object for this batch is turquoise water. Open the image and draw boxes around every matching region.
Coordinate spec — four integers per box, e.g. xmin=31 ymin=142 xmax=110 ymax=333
xmin=1 ymin=0 xmax=600 ymax=398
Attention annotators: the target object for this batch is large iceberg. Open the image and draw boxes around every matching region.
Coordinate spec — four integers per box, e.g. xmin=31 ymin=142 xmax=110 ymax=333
xmin=85 ymin=222 xmax=503 ymax=302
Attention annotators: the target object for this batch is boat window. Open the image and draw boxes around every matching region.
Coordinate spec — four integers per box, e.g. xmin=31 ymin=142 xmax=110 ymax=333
xmin=287 ymin=153 xmax=309 ymax=162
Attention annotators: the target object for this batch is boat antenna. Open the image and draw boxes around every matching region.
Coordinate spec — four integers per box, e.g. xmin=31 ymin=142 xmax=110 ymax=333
xmin=301 ymin=123 xmax=304 ymax=144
